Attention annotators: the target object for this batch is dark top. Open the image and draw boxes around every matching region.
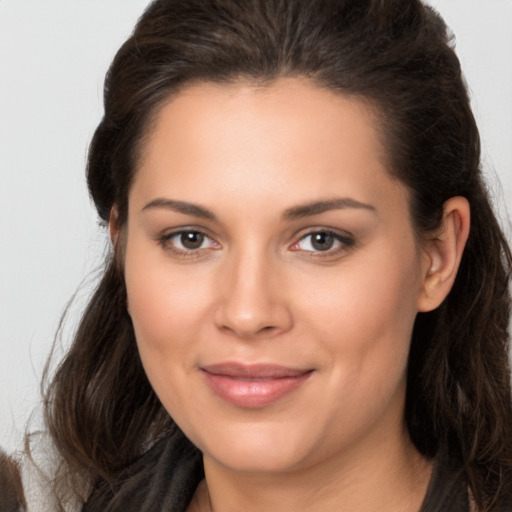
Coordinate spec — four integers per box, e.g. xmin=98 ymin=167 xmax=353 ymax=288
xmin=83 ymin=432 xmax=510 ymax=511
xmin=84 ymin=432 xmax=203 ymax=512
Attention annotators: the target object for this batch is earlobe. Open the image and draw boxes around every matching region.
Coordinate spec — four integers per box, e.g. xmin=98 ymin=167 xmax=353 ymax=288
xmin=417 ymin=196 xmax=470 ymax=312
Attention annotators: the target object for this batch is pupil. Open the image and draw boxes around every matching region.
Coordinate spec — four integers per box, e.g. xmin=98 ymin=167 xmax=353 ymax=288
xmin=181 ymin=232 xmax=204 ymax=249
xmin=312 ymin=233 xmax=334 ymax=251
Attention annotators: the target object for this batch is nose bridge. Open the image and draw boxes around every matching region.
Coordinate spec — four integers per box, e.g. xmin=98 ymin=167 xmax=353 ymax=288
xmin=214 ymin=242 xmax=291 ymax=337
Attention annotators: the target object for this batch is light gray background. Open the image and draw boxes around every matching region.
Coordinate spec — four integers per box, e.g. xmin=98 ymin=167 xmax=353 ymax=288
xmin=1 ymin=0 xmax=511 ymax=452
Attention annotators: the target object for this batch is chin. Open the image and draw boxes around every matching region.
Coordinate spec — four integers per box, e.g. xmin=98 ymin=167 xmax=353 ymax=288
xmin=190 ymin=419 xmax=322 ymax=474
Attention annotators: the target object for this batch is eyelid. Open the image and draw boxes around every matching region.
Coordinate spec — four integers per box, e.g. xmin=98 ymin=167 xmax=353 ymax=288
xmin=154 ymin=225 xmax=355 ymax=259
xmin=156 ymin=227 xmax=221 ymax=257
xmin=289 ymin=227 xmax=355 ymax=255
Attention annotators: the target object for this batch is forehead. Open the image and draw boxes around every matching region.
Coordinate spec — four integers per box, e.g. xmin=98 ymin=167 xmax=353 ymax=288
xmin=131 ymin=78 xmax=408 ymax=221
xmin=142 ymin=78 xmax=386 ymax=161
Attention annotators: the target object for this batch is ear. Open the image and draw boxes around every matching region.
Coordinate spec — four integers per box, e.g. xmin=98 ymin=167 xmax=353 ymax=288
xmin=417 ymin=196 xmax=470 ymax=312
xmin=109 ymin=206 xmax=120 ymax=247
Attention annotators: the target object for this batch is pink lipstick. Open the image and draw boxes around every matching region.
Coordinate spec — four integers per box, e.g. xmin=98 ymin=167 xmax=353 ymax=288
xmin=200 ymin=363 xmax=313 ymax=408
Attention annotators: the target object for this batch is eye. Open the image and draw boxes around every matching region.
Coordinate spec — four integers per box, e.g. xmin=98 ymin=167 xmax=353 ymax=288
xmin=175 ymin=231 xmax=207 ymax=250
xmin=158 ymin=229 xmax=219 ymax=254
xmin=300 ymin=232 xmax=336 ymax=251
xmin=292 ymin=230 xmax=354 ymax=254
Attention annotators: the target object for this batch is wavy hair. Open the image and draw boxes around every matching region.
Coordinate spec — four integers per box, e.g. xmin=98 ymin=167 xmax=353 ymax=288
xmin=41 ymin=0 xmax=512 ymax=509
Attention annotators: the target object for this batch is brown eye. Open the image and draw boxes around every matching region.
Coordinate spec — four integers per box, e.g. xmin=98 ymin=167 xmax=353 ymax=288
xmin=180 ymin=231 xmax=205 ymax=249
xmin=293 ymin=230 xmax=355 ymax=255
xmin=310 ymin=232 xmax=335 ymax=251
xmin=158 ymin=229 xmax=218 ymax=254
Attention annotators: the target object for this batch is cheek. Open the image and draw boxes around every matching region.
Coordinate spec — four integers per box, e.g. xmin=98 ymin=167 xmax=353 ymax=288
xmin=124 ymin=257 xmax=213 ymax=426
xmin=123 ymin=236 xmax=210 ymax=371
xmin=306 ymin=263 xmax=418 ymax=324
xmin=298 ymin=241 xmax=422 ymax=381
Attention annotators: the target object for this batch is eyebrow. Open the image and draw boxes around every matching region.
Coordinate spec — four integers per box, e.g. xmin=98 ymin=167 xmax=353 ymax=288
xmin=141 ymin=196 xmax=376 ymax=221
xmin=141 ymin=198 xmax=217 ymax=220
xmin=282 ymin=198 xmax=376 ymax=220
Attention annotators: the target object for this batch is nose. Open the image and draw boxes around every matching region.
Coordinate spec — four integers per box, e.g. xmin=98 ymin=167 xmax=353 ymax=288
xmin=214 ymin=249 xmax=293 ymax=339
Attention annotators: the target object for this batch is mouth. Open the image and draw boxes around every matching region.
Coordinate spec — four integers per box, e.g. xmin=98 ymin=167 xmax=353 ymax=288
xmin=200 ymin=363 xmax=314 ymax=408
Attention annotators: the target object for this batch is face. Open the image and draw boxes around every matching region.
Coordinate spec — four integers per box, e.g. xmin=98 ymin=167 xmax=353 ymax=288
xmin=123 ymin=79 xmax=430 ymax=475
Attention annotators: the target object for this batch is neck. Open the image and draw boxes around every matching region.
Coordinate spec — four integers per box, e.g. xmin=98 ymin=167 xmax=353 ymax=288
xmin=190 ymin=428 xmax=432 ymax=512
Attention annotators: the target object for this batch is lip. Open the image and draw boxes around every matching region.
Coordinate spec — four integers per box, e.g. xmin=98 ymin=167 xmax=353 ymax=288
xmin=200 ymin=363 xmax=313 ymax=408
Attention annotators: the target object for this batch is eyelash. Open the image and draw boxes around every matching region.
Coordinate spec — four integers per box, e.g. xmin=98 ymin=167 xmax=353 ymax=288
xmin=156 ymin=228 xmax=355 ymax=259
xmin=290 ymin=230 xmax=355 ymax=258
xmin=157 ymin=229 xmax=219 ymax=258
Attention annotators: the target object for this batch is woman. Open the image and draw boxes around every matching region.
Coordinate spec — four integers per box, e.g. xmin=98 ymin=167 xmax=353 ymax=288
xmin=34 ymin=0 xmax=512 ymax=510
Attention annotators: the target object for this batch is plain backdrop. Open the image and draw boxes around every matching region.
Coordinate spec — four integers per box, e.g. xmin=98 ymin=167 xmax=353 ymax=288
xmin=1 ymin=0 xmax=511 ymax=452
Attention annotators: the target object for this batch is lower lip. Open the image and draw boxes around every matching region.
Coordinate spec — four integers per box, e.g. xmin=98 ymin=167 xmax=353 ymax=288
xmin=201 ymin=371 xmax=312 ymax=408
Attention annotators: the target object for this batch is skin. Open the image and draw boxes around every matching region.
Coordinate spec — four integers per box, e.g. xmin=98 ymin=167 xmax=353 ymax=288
xmin=120 ymin=78 xmax=469 ymax=512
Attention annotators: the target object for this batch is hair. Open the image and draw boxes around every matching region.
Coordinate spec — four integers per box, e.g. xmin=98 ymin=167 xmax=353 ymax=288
xmin=40 ymin=0 xmax=512 ymax=510
xmin=0 ymin=449 xmax=26 ymax=512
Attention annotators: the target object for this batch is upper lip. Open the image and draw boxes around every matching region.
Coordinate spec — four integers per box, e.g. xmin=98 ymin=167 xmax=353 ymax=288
xmin=200 ymin=362 xmax=312 ymax=379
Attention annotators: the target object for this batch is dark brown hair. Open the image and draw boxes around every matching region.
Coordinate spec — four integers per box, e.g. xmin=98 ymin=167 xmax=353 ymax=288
xmin=0 ymin=450 xmax=26 ymax=512
xmin=42 ymin=0 xmax=512 ymax=509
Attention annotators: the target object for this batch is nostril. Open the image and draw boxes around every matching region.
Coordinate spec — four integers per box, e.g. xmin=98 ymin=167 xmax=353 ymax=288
xmin=213 ymin=281 xmax=294 ymax=337
xmin=218 ymin=323 xmax=276 ymax=336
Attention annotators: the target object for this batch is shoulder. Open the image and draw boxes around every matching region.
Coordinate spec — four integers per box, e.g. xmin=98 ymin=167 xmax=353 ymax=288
xmin=421 ymin=446 xmax=512 ymax=512
xmin=83 ymin=430 xmax=203 ymax=512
